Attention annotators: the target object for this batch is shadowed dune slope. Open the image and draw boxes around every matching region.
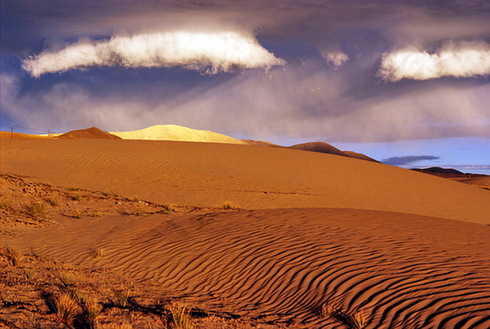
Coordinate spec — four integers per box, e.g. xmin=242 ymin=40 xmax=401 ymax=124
xmin=1 ymin=139 xmax=489 ymax=224
xmin=290 ymin=142 xmax=378 ymax=163
xmin=57 ymin=127 xmax=121 ymax=139
xmin=343 ymin=150 xmax=379 ymax=163
xmin=16 ymin=208 xmax=490 ymax=328
xmin=290 ymin=141 xmax=347 ymax=157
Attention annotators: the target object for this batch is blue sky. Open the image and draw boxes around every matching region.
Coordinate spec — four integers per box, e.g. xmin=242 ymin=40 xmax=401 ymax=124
xmin=1 ymin=1 xmax=489 ymax=173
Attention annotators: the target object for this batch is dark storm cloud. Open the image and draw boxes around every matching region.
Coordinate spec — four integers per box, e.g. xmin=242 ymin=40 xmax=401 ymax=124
xmin=4 ymin=0 xmax=489 ymax=51
xmin=1 ymin=0 xmax=490 ymax=142
xmin=382 ymin=156 xmax=440 ymax=166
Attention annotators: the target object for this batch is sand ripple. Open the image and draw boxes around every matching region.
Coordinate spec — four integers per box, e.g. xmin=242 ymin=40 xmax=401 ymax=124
xmin=21 ymin=208 xmax=490 ymax=328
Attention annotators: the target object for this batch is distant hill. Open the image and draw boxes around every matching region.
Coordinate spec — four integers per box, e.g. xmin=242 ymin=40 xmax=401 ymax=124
xmin=241 ymin=139 xmax=282 ymax=147
xmin=111 ymin=125 xmax=247 ymax=145
xmin=412 ymin=167 xmax=464 ymax=176
xmin=57 ymin=127 xmax=121 ymax=139
xmin=343 ymin=151 xmax=379 ymax=163
xmin=412 ymin=167 xmax=490 ymax=190
xmin=289 ymin=141 xmax=379 ymax=163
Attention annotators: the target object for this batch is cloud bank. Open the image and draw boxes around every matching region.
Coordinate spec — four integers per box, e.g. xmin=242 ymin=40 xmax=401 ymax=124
xmin=378 ymin=40 xmax=490 ymax=81
xmin=382 ymin=156 xmax=440 ymax=166
xmin=22 ymin=31 xmax=286 ymax=77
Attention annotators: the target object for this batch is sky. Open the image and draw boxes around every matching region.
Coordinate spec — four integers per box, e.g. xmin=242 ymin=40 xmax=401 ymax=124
xmin=1 ymin=0 xmax=489 ymax=173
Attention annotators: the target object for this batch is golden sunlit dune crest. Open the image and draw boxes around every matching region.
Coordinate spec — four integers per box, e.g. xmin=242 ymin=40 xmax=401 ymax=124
xmin=0 ymin=131 xmax=48 ymax=139
xmin=111 ymin=124 xmax=247 ymax=144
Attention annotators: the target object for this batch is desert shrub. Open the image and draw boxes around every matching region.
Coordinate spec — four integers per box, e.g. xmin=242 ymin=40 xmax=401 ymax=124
xmin=113 ymin=288 xmax=131 ymax=308
xmin=81 ymin=297 xmax=102 ymax=327
xmin=129 ymin=195 xmax=140 ymax=202
xmin=89 ymin=210 xmax=102 ymax=217
xmin=320 ymin=302 xmax=367 ymax=329
xmin=69 ymin=194 xmax=81 ymax=201
xmin=72 ymin=209 xmax=82 ymax=219
xmin=53 ymin=292 xmax=82 ymax=325
xmin=45 ymin=197 xmax=59 ymax=207
xmin=219 ymin=201 xmax=239 ymax=210
xmin=24 ymin=201 xmax=46 ymax=216
xmin=58 ymin=272 xmax=76 ymax=288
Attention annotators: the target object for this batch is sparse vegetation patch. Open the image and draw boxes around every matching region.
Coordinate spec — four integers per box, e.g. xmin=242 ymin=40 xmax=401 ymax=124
xmin=24 ymin=201 xmax=46 ymax=216
xmin=220 ymin=201 xmax=239 ymax=210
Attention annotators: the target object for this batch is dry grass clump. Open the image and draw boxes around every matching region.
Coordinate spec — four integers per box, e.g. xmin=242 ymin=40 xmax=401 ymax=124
xmin=91 ymin=248 xmax=106 ymax=259
xmin=129 ymin=195 xmax=140 ymax=202
xmin=113 ymin=288 xmax=131 ymax=308
xmin=45 ymin=197 xmax=59 ymax=207
xmin=167 ymin=302 xmax=194 ymax=329
xmin=72 ymin=209 xmax=82 ymax=219
xmin=1 ymin=246 xmax=24 ymax=267
xmin=58 ymin=272 xmax=77 ymax=288
xmin=24 ymin=201 xmax=46 ymax=216
xmin=320 ymin=302 xmax=367 ymax=329
xmin=67 ymin=193 xmax=81 ymax=201
xmin=219 ymin=201 xmax=239 ymax=210
xmin=83 ymin=297 xmax=102 ymax=323
xmin=53 ymin=292 xmax=82 ymax=326
xmin=89 ymin=210 xmax=103 ymax=217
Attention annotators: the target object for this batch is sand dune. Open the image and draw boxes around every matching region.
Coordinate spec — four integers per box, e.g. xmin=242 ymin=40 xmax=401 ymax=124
xmin=0 ymin=131 xmax=48 ymax=139
xmin=1 ymin=138 xmax=489 ymax=224
xmin=57 ymin=127 xmax=121 ymax=139
xmin=290 ymin=141 xmax=346 ymax=157
xmin=343 ymin=150 xmax=379 ymax=163
xmin=111 ymin=124 xmax=247 ymax=144
xmin=2 ymin=137 xmax=490 ymax=328
xmin=290 ymin=142 xmax=379 ymax=163
xmin=11 ymin=208 xmax=490 ymax=328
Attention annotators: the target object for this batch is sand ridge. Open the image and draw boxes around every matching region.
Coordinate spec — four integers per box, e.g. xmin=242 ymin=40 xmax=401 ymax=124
xmin=9 ymin=208 xmax=490 ymax=328
xmin=1 ymin=138 xmax=489 ymax=224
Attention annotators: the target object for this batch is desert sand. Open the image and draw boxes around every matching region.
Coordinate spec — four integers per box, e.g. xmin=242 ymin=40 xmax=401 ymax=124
xmin=1 ymin=132 xmax=489 ymax=328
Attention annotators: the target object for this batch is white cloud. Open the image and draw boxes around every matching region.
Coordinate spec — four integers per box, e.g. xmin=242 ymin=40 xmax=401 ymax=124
xmin=22 ymin=31 xmax=286 ymax=77
xmin=321 ymin=51 xmax=349 ymax=68
xmin=3 ymin=61 xmax=489 ymax=143
xmin=378 ymin=40 xmax=490 ymax=81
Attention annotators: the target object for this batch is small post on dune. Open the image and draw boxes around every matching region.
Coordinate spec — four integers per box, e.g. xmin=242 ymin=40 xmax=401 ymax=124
xmin=48 ymin=129 xmax=51 ymax=137
xmin=10 ymin=126 xmax=13 ymax=138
